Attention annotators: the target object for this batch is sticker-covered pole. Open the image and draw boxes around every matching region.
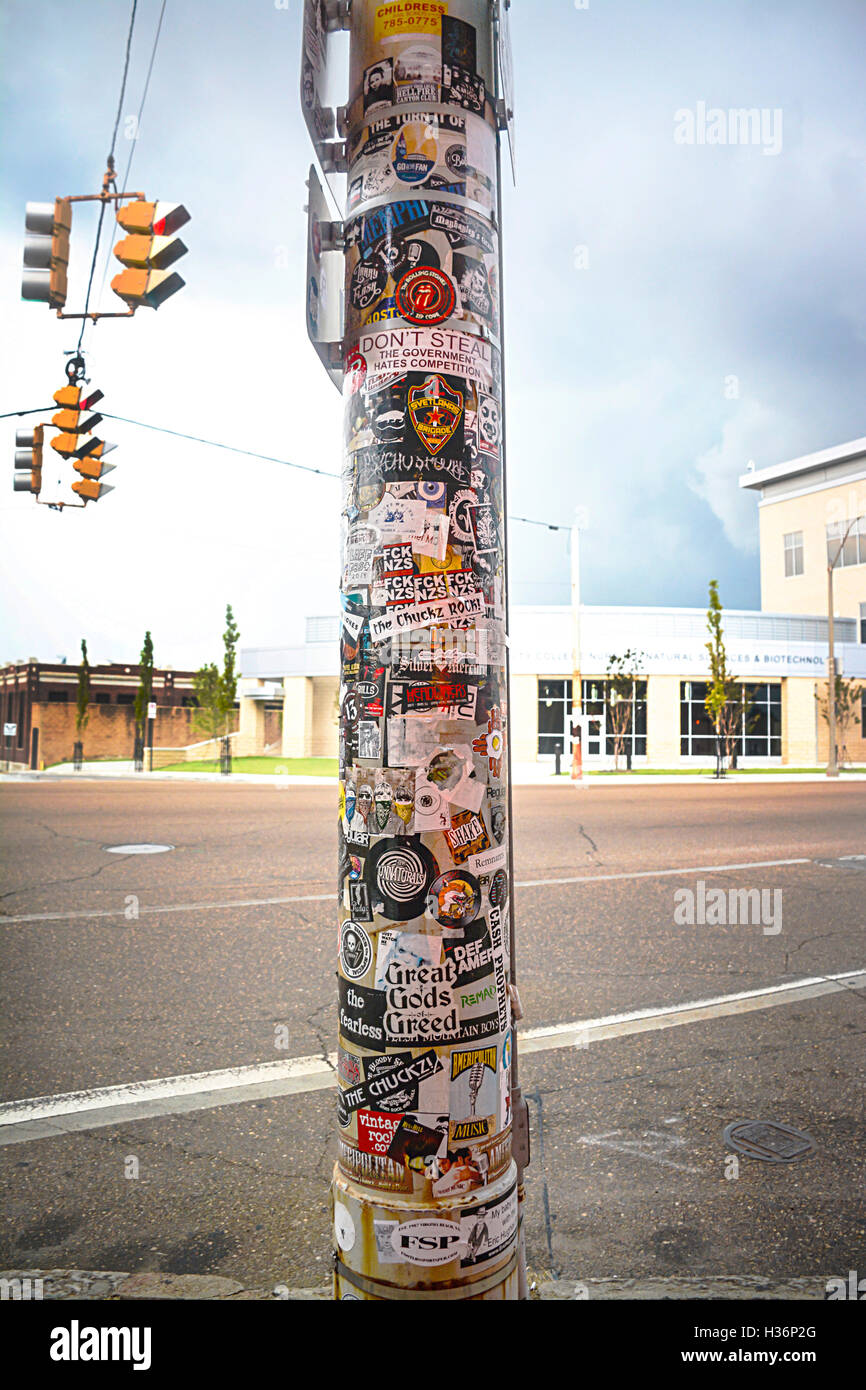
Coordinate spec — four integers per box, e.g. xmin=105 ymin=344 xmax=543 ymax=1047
xmin=323 ymin=0 xmax=523 ymax=1300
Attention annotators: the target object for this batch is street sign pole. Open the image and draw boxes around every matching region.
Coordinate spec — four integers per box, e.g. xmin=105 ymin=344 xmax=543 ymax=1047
xmin=301 ymin=0 xmax=525 ymax=1300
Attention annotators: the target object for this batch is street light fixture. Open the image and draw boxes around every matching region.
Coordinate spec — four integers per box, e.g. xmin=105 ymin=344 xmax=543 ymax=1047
xmin=826 ymin=516 xmax=858 ymax=777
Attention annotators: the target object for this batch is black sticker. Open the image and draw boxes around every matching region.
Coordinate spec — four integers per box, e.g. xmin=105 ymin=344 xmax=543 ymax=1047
xmin=366 ymin=836 xmax=439 ymax=921
xmin=443 ymin=917 xmax=494 ymax=987
xmin=338 ymin=976 xmax=386 ymax=1050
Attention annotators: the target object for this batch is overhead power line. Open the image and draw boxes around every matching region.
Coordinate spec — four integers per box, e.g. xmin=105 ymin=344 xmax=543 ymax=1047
xmin=98 ymin=412 xmax=571 ymax=528
xmin=76 ymin=0 xmax=139 ymax=353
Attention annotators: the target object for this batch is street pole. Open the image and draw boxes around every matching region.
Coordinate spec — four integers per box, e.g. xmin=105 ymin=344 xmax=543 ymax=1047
xmin=827 ymin=561 xmax=837 ymax=777
xmin=301 ymin=0 xmax=523 ymax=1300
xmin=570 ymin=514 xmax=583 ymax=781
xmin=825 ymin=518 xmax=855 ymax=778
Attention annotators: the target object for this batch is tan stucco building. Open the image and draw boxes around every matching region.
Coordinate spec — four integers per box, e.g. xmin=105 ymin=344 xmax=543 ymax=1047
xmin=239 ymin=436 xmax=866 ymax=770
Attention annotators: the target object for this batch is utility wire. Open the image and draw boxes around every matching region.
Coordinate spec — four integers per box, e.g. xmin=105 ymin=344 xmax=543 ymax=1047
xmin=96 ymin=0 xmax=168 ymax=307
xmin=76 ymin=0 xmax=139 ymax=353
xmin=3 ymin=403 xmax=572 ymax=529
xmin=99 ymin=412 xmax=569 ymax=527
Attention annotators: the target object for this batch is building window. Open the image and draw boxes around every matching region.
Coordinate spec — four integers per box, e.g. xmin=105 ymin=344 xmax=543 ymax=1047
xmin=582 ymin=679 xmax=648 ymax=758
xmin=116 ymin=693 xmax=135 ymax=705
xmin=860 ymin=603 xmax=866 ymax=645
xmin=47 ymin=690 xmax=70 ymax=702
xmin=537 ymin=679 xmax=572 ymax=756
xmin=784 ymin=531 xmax=803 ymax=577
xmin=95 ymin=693 xmax=111 ymax=704
xmin=826 ymin=517 xmax=865 ymax=569
xmin=680 ymin=682 xmax=781 ymax=758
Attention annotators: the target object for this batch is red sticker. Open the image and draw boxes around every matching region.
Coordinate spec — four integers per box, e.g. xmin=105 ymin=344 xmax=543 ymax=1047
xmin=357 ymin=1110 xmax=404 ymax=1155
xmin=396 ymin=267 xmax=457 ymax=326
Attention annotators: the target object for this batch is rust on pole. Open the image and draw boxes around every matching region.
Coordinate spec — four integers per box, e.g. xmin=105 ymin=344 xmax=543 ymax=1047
xmin=301 ymin=0 xmax=526 ymax=1300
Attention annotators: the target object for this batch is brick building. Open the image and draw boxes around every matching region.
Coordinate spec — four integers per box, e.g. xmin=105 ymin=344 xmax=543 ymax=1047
xmin=0 ymin=660 xmax=206 ymax=770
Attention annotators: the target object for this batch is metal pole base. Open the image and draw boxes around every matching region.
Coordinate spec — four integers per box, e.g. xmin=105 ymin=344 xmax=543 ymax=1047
xmin=332 ymin=1161 xmax=521 ymax=1301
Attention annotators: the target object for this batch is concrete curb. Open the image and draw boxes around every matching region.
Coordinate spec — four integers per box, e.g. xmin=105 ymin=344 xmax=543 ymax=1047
xmin=0 ymin=1269 xmax=834 ymax=1301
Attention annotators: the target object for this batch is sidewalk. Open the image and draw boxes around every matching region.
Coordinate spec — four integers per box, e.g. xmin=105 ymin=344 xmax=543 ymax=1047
xmin=0 ymin=1268 xmax=834 ymax=1300
xmin=2 ymin=761 xmax=864 ymax=787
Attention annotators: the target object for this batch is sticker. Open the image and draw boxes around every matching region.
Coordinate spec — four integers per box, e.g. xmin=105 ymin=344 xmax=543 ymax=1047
xmin=444 ymin=808 xmax=491 ymax=865
xmin=367 ymin=492 xmax=428 ymax=538
xmin=449 ymin=1115 xmax=493 ymax=1143
xmin=337 ymin=1047 xmax=362 ymax=1089
xmin=375 ymin=930 xmax=443 ymax=989
xmin=357 ymin=326 xmax=497 ymax=393
xmin=465 ymin=843 xmax=508 ymax=875
xmin=391 ymin=122 xmax=438 ymax=184
xmin=338 ymin=1138 xmax=413 ymax=1193
xmin=381 ymin=951 xmax=459 ymax=1044
xmin=366 ymin=836 xmax=439 ymax=921
xmin=349 ymin=879 xmax=373 ymax=921
xmin=408 ymin=374 xmax=463 ymax=453
xmin=413 ymin=776 xmax=451 ymax=831
xmin=472 ymin=706 xmax=505 ymax=776
xmin=374 ymin=1217 xmax=465 ymax=1267
xmin=338 ymin=977 xmax=386 ymax=1049
xmin=432 ymin=1149 xmax=487 ymax=1196
xmin=347 ymin=1048 xmax=443 ymax=1115
xmin=468 ymin=502 xmax=498 ymax=557
xmin=427 ymin=870 xmax=482 ymax=926
xmin=387 ymin=1117 xmax=446 ymax=1162
xmin=477 ymin=392 xmax=501 ymax=456
xmin=340 ymin=921 xmax=374 ymax=980
xmin=488 ymin=868 xmax=508 ymax=908
xmin=396 ymin=266 xmax=457 ymax=326
xmin=459 ymin=1185 xmax=518 ymax=1268
xmin=375 ymin=1 xmax=447 ymax=41
xmin=363 ymin=58 xmax=395 ymax=113
xmin=488 ymin=904 xmax=510 ymax=1035
xmin=442 ymin=916 xmax=493 ymax=983
xmin=368 ymin=590 xmax=485 ymax=643
xmin=334 ymin=1202 xmax=356 ymax=1252
xmin=357 ymin=1109 xmax=404 ymax=1155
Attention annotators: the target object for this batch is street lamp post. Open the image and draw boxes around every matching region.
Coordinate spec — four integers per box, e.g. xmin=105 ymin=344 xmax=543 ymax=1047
xmin=301 ymin=0 xmax=525 ymax=1300
xmin=826 ymin=518 xmax=857 ymax=778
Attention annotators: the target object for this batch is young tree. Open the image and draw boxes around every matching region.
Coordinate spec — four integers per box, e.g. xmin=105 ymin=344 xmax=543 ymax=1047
xmin=76 ymin=639 xmax=91 ymax=739
xmin=193 ymin=663 xmax=223 ymax=743
xmin=704 ymin=580 xmax=745 ymax=776
xmin=817 ymin=674 xmax=863 ymax=765
xmin=134 ymin=631 xmax=154 ymax=742
xmin=193 ymin=606 xmax=241 ymax=746
xmin=219 ymin=604 xmax=240 ymax=736
xmin=605 ymin=649 xmax=644 ymax=770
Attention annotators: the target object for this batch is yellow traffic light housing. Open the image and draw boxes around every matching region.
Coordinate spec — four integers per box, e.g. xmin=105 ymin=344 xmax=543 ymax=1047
xmin=111 ymin=200 xmax=190 ymax=308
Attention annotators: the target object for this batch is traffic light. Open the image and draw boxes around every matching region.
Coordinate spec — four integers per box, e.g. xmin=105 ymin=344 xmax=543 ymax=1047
xmin=49 ymin=384 xmax=116 ymax=503
xmin=111 ymin=201 xmax=190 ymax=308
xmin=21 ymin=199 xmax=72 ymax=308
xmin=13 ymin=425 xmax=43 ymax=495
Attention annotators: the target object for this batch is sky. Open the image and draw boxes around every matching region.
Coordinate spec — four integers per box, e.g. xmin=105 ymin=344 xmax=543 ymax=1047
xmin=1 ymin=0 xmax=864 ymax=670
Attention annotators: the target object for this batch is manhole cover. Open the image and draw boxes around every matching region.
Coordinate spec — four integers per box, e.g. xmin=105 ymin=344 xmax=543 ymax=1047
xmin=723 ymin=1120 xmax=816 ymax=1163
xmin=104 ymin=844 xmax=174 ymax=855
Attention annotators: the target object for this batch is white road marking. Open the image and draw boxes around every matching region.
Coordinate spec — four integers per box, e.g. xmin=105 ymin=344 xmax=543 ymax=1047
xmin=0 ymin=856 xmax=814 ymax=925
xmin=1 ymin=969 xmax=862 ymax=1146
xmin=516 ymin=857 xmax=810 ymax=888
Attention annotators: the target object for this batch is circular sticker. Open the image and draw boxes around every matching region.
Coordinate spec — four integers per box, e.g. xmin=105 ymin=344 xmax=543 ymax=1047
xmin=489 ymin=868 xmax=508 ymax=908
xmin=427 ymin=870 xmax=482 ymax=926
xmin=340 ymin=920 xmax=373 ymax=979
xmin=367 ymin=837 xmax=438 ymax=921
xmin=396 ymin=266 xmax=457 ymax=326
xmin=334 ymin=1202 xmax=356 ymax=1253
xmin=415 ymin=785 xmax=442 ymax=817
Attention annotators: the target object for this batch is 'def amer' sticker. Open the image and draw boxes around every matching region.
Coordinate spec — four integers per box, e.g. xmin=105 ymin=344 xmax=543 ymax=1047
xmin=374 ymin=1217 xmax=465 ymax=1267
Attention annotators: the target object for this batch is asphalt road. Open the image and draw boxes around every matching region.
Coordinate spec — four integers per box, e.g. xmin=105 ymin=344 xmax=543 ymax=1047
xmin=0 ymin=778 xmax=864 ymax=1290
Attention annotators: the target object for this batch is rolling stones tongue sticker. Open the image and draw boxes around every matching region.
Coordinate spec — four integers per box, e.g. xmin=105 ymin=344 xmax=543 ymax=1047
xmin=396 ymin=266 xmax=457 ymax=326
xmin=408 ymin=375 xmax=463 ymax=454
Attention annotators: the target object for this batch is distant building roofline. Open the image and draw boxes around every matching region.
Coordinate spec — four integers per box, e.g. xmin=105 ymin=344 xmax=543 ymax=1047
xmin=739 ymin=436 xmax=866 ymax=491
